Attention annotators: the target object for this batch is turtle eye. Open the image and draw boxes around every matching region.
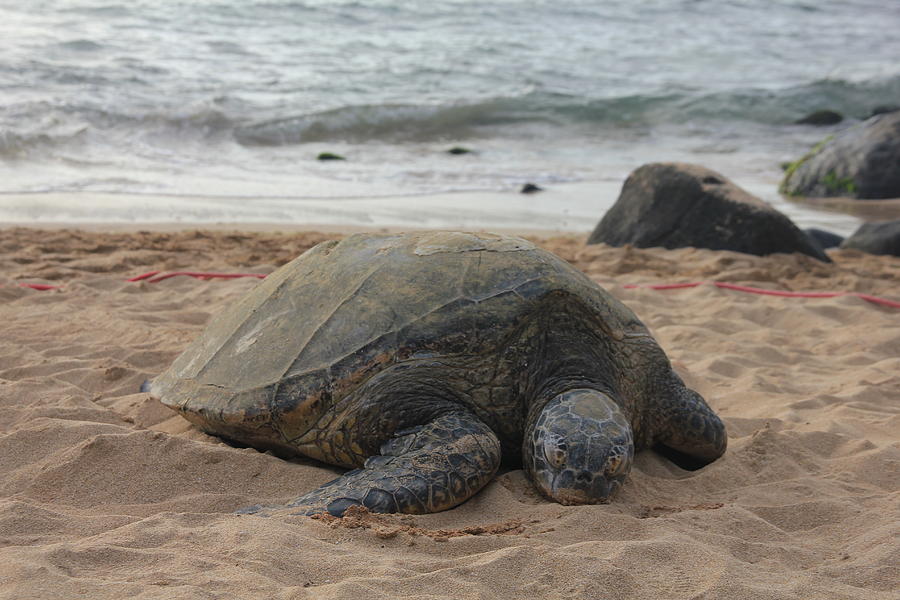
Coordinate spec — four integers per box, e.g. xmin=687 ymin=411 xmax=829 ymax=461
xmin=543 ymin=436 xmax=567 ymax=468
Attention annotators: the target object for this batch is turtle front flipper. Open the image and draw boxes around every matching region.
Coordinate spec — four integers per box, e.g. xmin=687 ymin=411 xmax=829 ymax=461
xmin=243 ymin=412 xmax=502 ymax=517
xmin=653 ymin=383 xmax=727 ymax=469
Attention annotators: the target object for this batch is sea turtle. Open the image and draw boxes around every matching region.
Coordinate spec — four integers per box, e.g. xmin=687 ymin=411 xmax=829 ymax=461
xmin=150 ymin=231 xmax=726 ymax=516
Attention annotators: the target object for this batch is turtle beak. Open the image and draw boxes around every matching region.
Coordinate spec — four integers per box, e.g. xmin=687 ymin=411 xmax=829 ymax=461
xmin=550 ymin=471 xmax=622 ymax=505
xmin=534 ymin=469 xmax=623 ymax=505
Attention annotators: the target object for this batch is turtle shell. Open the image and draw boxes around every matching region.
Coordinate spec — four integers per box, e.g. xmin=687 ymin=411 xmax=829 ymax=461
xmin=151 ymin=231 xmax=649 ymax=457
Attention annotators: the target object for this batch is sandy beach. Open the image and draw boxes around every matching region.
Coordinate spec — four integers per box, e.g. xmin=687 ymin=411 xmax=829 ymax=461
xmin=0 ymin=226 xmax=898 ymax=599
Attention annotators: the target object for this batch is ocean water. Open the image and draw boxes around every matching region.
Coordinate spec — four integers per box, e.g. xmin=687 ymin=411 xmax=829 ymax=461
xmin=0 ymin=0 xmax=898 ymax=231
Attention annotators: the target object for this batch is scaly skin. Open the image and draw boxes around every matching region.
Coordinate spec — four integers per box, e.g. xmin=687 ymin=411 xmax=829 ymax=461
xmin=240 ymin=412 xmax=501 ymax=516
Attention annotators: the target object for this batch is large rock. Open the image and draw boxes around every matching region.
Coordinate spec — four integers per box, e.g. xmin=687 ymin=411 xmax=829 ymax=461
xmin=780 ymin=112 xmax=900 ymax=199
xmin=588 ymin=163 xmax=831 ymax=262
xmin=840 ymin=220 xmax=900 ymax=256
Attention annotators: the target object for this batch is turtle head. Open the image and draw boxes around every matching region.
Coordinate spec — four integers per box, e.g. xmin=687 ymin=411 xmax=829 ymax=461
xmin=526 ymin=389 xmax=634 ymax=505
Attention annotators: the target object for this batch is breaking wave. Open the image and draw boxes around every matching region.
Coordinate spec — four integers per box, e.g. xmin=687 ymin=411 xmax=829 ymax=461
xmin=2 ymin=76 xmax=897 ymax=158
xmin=234 ymin=76 xmax=900 ymax=146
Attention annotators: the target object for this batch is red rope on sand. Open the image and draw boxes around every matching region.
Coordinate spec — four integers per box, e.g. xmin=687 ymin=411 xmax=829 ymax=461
xmin=17 ymin=271 xmax=263 ymax=290
xmin=854 ymin=293 xmax=900 ymax=309
xmin=623 ymin=281 xmax=900 ymax=309
xmin=14 ymin=272 xmax=900 ymax=310
xmin=17 ymin=283 xmax=61 ymax=291
xmin=126 ymin=271 xmax=266 ymax=283
xmin=126 ymin=271 xmax=161 ymax=282
xmin=138 ymin=271 xmax=267 ymax=283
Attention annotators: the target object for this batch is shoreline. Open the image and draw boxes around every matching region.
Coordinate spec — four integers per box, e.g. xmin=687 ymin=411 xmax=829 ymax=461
xmin=0 ymin=184 xmax=611 ymax=235
xmin=0 ymin=180 xmax=891 ymax=238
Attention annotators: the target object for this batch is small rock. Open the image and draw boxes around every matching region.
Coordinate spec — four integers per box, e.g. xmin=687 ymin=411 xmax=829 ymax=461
xmin=317 ymin=152 xmax=345 ymax=161
xmin=520 ymin=183 xmax=543 ymax=194
xmin=840 ymin=220 xmax=900 ymax=256
xmin=804 ymin=227 xmax=845 ymax=251
xmin=447 ymin=147 xmax=473 ymax=155
xmin=794 ymin=110 xmax=843 ymax=126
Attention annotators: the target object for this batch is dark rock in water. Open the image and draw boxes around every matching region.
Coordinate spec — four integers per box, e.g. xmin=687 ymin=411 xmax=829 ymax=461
xmin=780 ymin=111 xmax=900 ymax=199
xmin=587 ymin=162 xmax=831 ymax=262
xmin=870 ymin=105 xmax=900 ymax=117
xmin=795 ymin=110 xmax=843 ymax=126
xmin=520 ymin=183 xmax=543 ymax=194
xmin=317 ymin=152 xmax=345 ymax=161
xmin=840 ymin=220 xmax=900 ymax=256
xmin=804 ymin=227 xmax=845 ymax=251
xmin=447 ymin=146 xmax=473 ymax=155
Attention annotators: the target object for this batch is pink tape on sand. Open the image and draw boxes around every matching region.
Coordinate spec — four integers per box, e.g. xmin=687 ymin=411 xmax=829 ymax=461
xmin=622 ymin=281 xmax=900 ymax=309
xmin=127 ymin=271 xmax=267 ymax=283
xmin=14 ymin=272 xmax=900 ymax=310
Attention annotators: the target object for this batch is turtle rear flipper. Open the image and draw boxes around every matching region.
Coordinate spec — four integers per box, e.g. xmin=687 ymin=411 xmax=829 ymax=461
xmin=243 ymin=411 xmax=502 ymax=517
xmin=654 ymin=385 xmax=727 ymax=469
